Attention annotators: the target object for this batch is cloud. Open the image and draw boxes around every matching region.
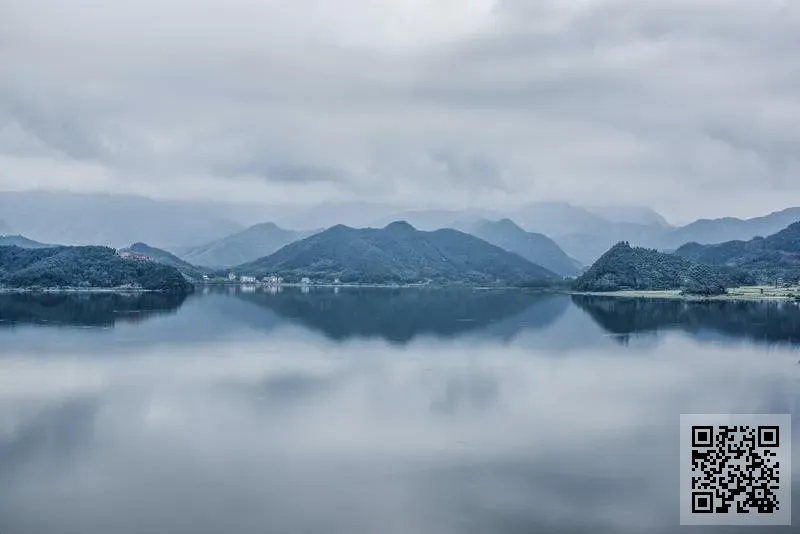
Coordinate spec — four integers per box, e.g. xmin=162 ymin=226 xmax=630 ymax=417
xmin=1 ymin=0 xmax=799 ymax=220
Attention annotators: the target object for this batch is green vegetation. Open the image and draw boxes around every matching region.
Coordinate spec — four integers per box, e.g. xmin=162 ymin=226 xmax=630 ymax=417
xmin=675 ymin=221 xmax=800 ymax=284
xmin=461 ymin=218 xmax=581 ymax=276
xmin=236 ymin=221 xmax=560 ymax=286
xmin=573 ymin=242 xmax=753 ymax=295
xmin=0 ymin=245 xmax=193 ymax=292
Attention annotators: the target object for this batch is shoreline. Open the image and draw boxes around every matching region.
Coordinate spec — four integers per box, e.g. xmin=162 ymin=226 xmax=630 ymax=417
xmin=569 ymin=286 xmax=800 ymax=302
xmin=0 ymin=287 xmax=172 ymax=294
xmin=196 ymin=281 xmax=562 ymax=291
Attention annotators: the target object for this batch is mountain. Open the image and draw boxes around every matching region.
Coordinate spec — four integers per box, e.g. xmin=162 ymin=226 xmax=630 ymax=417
xmin=0 ymin=235 xmax=53 ymax=249
xmin=0 ymin=245 xmax=193 ymax=292
xmin=674 ymin=221 xmax=800 ymax=284
xmin=121 ymin=242 xmax=206 ymax=279
xmin=660 ymin=207 xmax=800 ymax=250
xmin=456 ymin=218 xmax=580 ymax=276
xmin=509 ymin=202 xmax=669 ymax=265
xmin=0 ymin=191 xmax=243 ymax=249
xmin=236 ymin=221 xmax=559 ymax=285
xmin=177 ymin=222 xmax=314 ymax=268
xmin=584 ymin=205 xmax=671 ymax=227
xmin=368 ymin=209 xmax=502 ymax=231
xmin=573 ymin=242 xmax=754 ymax=295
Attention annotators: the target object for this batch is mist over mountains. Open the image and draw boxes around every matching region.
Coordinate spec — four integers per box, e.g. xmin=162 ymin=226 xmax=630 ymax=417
xmin=2 ymin=191 xmax=800 ymax=267
xmin=178 ymin=223 xmax=318 ymax=268
xmin=0 ymin=191 xmax=243 ymax=249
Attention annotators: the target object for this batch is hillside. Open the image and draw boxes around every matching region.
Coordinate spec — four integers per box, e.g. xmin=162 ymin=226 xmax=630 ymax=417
xmin=0 ymin=235 xmax=53 ymax=249
xmin=0 ymin=245 xmax=193 ymax=292
xmin=236 ymin=221 xmax=559 ymax=285
xmin=121 ymin=242 xmax=206 ymax=279
xmin=573 ymin=242 xmax=753 ymax=295
xmin=674 ymin=221 xmax=800 ymax=283
xmin=457 ymin=218 xmax=580 ymax=276
xmin=660 ymin=207 xmax=800 ymax=250
xmin=178 ymin=222 xmax=313 ymax=268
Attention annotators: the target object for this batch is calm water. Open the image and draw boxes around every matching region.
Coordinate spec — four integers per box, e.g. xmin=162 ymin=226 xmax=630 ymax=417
xmin=0 ymin=287 xmax=798 ymax=534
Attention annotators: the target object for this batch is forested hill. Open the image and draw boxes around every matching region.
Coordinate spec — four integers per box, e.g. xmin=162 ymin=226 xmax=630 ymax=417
xmin=237 ymin=221 xmax=559 ymax=286
xmin=573 ymin=242 xmax=753 ymax=295
xmin=0 ymin=245 xmax=193 ymax=292
xmin=674 ymin=221 xmax=800 ymax=284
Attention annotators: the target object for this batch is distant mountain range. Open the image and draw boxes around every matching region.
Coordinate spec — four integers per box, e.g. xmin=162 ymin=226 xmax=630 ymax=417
xmin=583 ymin=205 xmax=671 ymax=227
xmin=454 ymin=218 xmax=580 ymax=277
xmin=512 ymin=204 xmax=800 ymax=265
xmin=658 ymin=207 xmax=800 ymax=251
xmin=573 ymin=242 xmax=754 ymax=295
xmin=0 ymin=191 xmax=243 ymax=249
xmin=237 ymin=221 xmax=559 ymax=285
xmin=175 ymin=223 xmax=316 ymax=268
xmin=2 ymin=190 xmax=800 ymax=269
xmin=674 ymin=221 xmax=800 ymax=283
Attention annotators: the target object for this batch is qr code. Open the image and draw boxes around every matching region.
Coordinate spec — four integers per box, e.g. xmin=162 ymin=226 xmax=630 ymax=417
xmin=680 ymin=414 xmax=792 ymax=526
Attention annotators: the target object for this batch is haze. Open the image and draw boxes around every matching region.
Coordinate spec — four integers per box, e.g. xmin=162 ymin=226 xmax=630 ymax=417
xmin=2 ymin=0 xmax=800 ymax=223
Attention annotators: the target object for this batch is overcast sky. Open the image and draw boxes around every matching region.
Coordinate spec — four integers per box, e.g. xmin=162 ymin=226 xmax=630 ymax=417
xmin=1 ymin=0 xmax=799 ymax=222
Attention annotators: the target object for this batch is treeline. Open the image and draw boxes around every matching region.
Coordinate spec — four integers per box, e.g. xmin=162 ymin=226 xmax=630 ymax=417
xmin=0 ymin=245 xmax=192 ymax=292
xmin=573 ymin=242 xmax=754 ymax=295
xmin=675 ymin=221 xmax=800 ymax=284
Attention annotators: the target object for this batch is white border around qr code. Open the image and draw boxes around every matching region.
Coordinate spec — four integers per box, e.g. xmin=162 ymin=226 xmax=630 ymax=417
xmin=680 ymin=414 xmax=792 ymax=526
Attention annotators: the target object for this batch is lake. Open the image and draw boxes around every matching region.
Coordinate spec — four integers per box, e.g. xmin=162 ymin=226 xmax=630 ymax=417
xmin=0 ymin=287 xmax=798 ymax=534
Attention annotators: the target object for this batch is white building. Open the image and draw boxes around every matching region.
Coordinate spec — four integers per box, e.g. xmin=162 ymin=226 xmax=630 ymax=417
xmin=300 ymin=277 xmax=311 ymax=285
xmin=228 ymin=272 xmax=236 ymax=281
xmin=240 ymin=275 xmax=257 ymax=283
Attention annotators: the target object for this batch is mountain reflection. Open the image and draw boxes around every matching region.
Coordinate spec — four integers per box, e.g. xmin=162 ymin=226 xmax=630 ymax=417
xmin=572 ymin=295 xmax=800 ymax=345
xmin=0 ymin=292 xmax=187 ymax=327
xmin=230 ymin=286 xmax=569 ymax=343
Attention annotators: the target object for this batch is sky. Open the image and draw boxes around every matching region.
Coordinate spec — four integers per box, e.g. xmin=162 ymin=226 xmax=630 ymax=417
xmin=1 ymin=0 xmax=799 ymax=223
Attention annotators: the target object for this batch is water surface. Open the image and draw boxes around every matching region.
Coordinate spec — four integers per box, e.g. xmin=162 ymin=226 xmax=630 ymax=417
xmin=1 ymin=288 xmax=798 ymax=533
